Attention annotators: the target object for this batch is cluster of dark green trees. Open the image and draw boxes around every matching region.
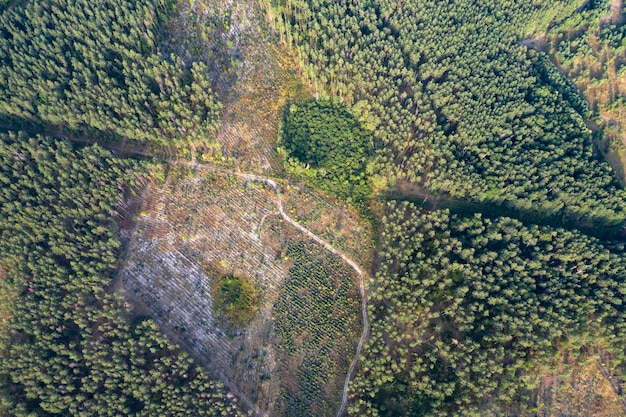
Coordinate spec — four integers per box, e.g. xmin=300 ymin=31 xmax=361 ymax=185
xmin=0 ymin=0 xmax=221 ymax=148
xmin=282 ymin=101 xmax=371 ymax=201
xmin=264 ymin=0 xmax=626 ymax=225
xmin=0 ymin=132 xmax=240 ymax=416
xmin=212 ymin=275 xmax=259 ymax=327
xmin=349 ymin=200 xmax=626 ymax=416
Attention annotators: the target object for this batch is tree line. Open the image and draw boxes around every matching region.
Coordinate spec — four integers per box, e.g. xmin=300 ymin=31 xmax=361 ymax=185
xmin=540 ymin=0 xmax=626 ymax=174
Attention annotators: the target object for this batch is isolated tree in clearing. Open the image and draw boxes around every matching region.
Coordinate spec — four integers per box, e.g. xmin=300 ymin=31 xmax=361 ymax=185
xmin=213 ymin=275 xmax=259 ymax=327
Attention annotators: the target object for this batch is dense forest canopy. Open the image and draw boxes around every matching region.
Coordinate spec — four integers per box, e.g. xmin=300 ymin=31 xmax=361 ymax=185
xmin=282 ymin=101 xmax=371 ymax=201
xmin=0 ymin=132 xmax=240 ymax=416
xmin=264 ymin=0 xmax=626 ymax=225
xmin=350 ymin=201 xmax=626 ymax=416
xmin=0 ymin=0 xmax=220 ymax=148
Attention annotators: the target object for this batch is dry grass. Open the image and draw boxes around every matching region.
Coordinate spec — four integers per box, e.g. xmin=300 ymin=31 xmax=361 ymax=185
xmin=164 ymin=0 xmax=310 ymax=173
xmin=281 ymin=181 xmax=375 ymax=269
xmin=0 ymin=267 xmax=14 ymax=356
xmin=546 ymin=10 xmax=626 ymax=181
xmin=211 ymin=39 xmax=309 ymax=174
xmin=535 ymin=350 xmax=625 ymax=417
xmin=536 ymin=2 xmax=626 ymax=184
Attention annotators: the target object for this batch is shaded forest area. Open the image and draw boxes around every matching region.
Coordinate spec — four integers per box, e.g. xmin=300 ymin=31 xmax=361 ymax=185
xmin=281 ymin=100 xmax=372 ymax=202
xmin=0 ymin=0 xmax=221 ymax=149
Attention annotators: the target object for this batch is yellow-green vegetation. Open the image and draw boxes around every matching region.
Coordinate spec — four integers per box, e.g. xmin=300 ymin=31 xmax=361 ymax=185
xmin=521 ymin=1 xmax=588 ymax=36
xmin=281 ymin=181 xmax=375 ymax=268
xmin=538 ymin=0 xmax=626 ymax=181
xmin=213 ymin=275 xmax=259 ymax=327
xmin=0 ymin=131 xmax=240 ymax=416
xmin=281 ymin=100 xmax=372 ymax=202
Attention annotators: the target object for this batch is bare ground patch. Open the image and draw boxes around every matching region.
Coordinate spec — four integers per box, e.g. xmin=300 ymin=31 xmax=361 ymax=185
xmin=118 ymin=170 xmax=287 ymax=412
xmin=117 ymin=169 xmax=362 ymax=416
xmin=208 ymin=0 xmax=310 ymax=174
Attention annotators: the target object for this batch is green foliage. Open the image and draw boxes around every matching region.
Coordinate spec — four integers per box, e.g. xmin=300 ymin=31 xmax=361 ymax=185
xmin=0 ymin=132 xmax=241 ymax=416
xmin=520 ymin=0 xmax=588 ymax=36
xmin=349 ymin=200 xmax=626 ymax=416
xmin=272 ymin=241 xmax=360 ymax=417
xmin=532 ymin=52 xmax=592 ymax=119
xmin=541 ymin=0 xmax=626 ymax=157
xmin=264 ymin=0 xmax=626 ymax=224
xmin=0 ymin=0 xmax=221 ymax=148
xmin=282 ymin=101 xmax=371 ymax=202
xmin=213 ymin=275 xmax=259 ymax=326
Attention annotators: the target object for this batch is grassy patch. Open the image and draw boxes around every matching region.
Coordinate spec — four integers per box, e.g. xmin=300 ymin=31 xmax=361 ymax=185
xmin=272 ymin=240 xmax=360 ymax=417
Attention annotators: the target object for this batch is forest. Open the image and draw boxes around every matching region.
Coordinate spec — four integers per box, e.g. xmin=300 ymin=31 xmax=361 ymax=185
xmin=263 ymin=0 xmax=626 ymax=414
xmin=264 ymin=0 xmax=626 ymax=226
xmin=0 ymin=0 xmax=221 ymax=149
xmin=281 ymin=100 xmax=371 ymax=202
xmin=539 ymin=0 xmax=626 ymax=179
xmin=2 ymin=0 xmax=626 ymax=415
xmin=350 ymin=201 xmax=626 ymax=416
xmin=0 ymin=132 xmax=241 ymax=415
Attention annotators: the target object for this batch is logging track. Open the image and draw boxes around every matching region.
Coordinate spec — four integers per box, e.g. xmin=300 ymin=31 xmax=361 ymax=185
xmin=174 ymin=160 xmax=369 ymax=417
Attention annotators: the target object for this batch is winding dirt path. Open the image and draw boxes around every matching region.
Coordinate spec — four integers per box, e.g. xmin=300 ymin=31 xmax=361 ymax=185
xmin=175 ymin=161 xmax=369 ymax=417
xmin=0 ymin=121 xmax=369 ymax=416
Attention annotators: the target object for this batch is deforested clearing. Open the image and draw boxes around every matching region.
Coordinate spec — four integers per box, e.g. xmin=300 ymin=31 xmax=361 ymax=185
xmin=118 ymin=168 xmax=362 ymax=415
